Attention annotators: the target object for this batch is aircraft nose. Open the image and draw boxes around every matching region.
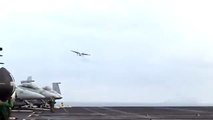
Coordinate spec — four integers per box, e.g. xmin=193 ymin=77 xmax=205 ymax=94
xmin=56 ymin=94 xmax=63 ymax=99
xmin=42 ymin=91 xmax=59 ymax=98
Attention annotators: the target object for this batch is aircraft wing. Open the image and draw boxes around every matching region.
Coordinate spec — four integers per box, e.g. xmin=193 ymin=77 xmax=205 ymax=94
xmin=71 ymin=50 xmax=80 ymax=54
xmin=81 ymin=53 xmax=90 ymax=56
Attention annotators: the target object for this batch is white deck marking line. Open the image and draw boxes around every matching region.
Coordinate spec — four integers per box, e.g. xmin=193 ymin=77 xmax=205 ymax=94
xmin=27 ymin=112 xmax=35 ymax=117
xmin=12 ymin=110 xmax=33 ymax=113
xmin=84 ymin=108 xmax=106 ymax=116
xmin=100 ymin=107 xmax=151 ymax=119
xmin=62 ymin=107 xmax=68 ymax=113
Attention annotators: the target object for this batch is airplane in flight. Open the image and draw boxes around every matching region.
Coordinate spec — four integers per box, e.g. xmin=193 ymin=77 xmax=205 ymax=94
xmin=71 ymin=50 xmax=90 ymax=56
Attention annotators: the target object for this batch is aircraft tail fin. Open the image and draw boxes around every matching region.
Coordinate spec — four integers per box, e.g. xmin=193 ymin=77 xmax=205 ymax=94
xmin=52 ymin=82 xmax=61 ymax=94
xmin=21 ymin=76 xmax=35 ymax=84
xmin=27 ymin=76 xmax=32 ymax=81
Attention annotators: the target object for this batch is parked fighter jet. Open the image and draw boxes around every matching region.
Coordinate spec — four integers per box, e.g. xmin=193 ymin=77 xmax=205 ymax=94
xmin=14 ymin=76 xmax=62 ymax=108
xmin=71 ymin=50 xmax=90 ymax=56
xmin=18 ymin=78 xmax=62 ymax=99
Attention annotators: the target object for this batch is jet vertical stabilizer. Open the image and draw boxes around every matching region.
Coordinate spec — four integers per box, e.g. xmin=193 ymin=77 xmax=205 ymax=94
xmin=52 ymin=82 xmax=61 ymax=94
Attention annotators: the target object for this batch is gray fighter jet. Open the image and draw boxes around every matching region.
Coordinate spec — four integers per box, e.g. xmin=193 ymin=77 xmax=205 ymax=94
xmin=18 ymin=76 xmax=62 ymax=99
xmin=14 ymin=76 xmax=62 ymax=108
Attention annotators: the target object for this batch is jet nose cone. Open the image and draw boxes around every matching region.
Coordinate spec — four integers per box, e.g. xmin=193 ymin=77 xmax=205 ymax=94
xmin=50 ymin=92 xmax=62 ymax=99
xmin=58 ymin=97 xmax=62 ymax=99
xmin=42 ymin=91 xmax=57 ymax=98
xmin=53 ymin=94 xmax=62 ymax=99
xmin=44 ymin=91 xmax=62 ymax=99
xmin=56 ymin=94 xmax=63 ymax=99
xmin=0 ymin=67 xmax=15 ymax=101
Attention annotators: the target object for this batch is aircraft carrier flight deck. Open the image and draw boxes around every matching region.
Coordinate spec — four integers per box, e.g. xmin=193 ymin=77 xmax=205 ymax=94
xmin=11 ymin=106 xmax=213 ymax=120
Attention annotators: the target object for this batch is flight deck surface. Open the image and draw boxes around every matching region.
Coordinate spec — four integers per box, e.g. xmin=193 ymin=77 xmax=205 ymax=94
xmin=11 ymin=106 xmax=213 ymax=120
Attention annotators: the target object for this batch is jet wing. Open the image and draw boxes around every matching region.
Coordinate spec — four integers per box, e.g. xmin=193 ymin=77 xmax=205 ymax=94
xmin=81 ymin=53 xmax=90 ymax=56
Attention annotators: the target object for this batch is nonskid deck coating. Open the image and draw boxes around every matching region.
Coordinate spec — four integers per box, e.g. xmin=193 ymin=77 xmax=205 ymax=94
xmin=12 ymin=107 xmax=213 ymax=120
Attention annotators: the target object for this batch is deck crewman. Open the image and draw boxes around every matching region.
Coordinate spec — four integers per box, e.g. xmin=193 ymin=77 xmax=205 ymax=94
xmin=0 ymin=97 xmax=13 ymax=120
xmin=48 ymin=97 xmax=56 ymax=113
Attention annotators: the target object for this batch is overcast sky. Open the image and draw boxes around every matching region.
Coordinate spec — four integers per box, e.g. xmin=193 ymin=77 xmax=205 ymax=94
xmin=0 ymin=0 xmax=213 ymax=105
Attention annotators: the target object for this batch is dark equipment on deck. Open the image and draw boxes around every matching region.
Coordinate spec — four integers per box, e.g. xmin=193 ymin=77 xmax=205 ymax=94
xmin=0 ymin=67 xmax=15 ymax=101
xmin=0 ymin=47 xmax=15 ymax=101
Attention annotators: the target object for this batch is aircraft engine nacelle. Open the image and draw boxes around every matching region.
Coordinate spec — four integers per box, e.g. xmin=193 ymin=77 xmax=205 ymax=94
xmin=0 ymin=67 xmax=15 ymax=101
